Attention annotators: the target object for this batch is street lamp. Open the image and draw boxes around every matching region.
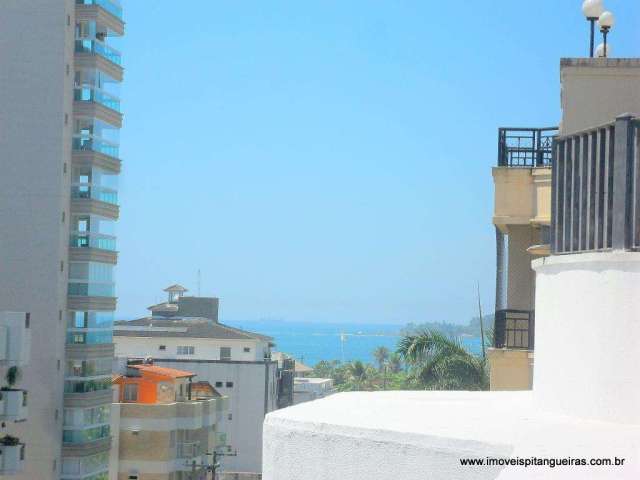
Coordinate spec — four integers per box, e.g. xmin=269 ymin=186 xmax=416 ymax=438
xmin=598 ymin=11 xmax=615 ymax=58
xmin=582 ymin=0 xmax=604 ymax=57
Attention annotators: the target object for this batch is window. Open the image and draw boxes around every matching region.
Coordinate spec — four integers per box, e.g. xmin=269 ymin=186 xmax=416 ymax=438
xmin=226 ymin=381 xmax=234 ymax=388
xmin=123 ymin=384 xmax=138 ymax=402
xmin=243 ymin=347 xmax=251 ymax=353
xmin=215 ymin=381 xmax=223 ymax=388
xmin=220 ymin=347 xmax=231 ymax=361
xmin=159 ymin=345 xmax=166 ymax=351
xmin=177 ymin=346 xmax=194 ymax=355
xmin=228 ymin=413 xmax=233 ymax=421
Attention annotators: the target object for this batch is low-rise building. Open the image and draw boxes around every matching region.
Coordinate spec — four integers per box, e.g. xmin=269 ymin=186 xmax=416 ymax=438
xmin=293 ymin=378 xmax=335 ymax=405
xmin=110 ymin=363 xmax=227 ymax=480
xmin=114 ymin=286 xmax=292 ymax=474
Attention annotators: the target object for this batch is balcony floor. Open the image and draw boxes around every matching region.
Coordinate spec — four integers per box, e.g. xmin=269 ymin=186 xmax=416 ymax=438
xmin=263 ymin=391 xmax=640 ymax=480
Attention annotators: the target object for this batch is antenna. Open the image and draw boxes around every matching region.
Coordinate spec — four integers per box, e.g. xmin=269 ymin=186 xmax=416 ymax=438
xmin=477 ymin=281 xmax=486 ymax=360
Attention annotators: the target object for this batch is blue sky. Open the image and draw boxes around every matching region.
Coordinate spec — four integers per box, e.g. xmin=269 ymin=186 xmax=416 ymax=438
xmin=116 ymin=1 xmax=640 ymax=324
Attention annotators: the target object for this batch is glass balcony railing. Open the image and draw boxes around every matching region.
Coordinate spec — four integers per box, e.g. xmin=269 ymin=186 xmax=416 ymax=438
xmin=66 ymin=330 xmax=113 ymax=345
xmin=74 ymin=84 xmax=120 ymax=112
xmin=70 ymin=232 xmax=117 ymax=251
xmin=73 ymin=135 xmax=119 ymax=159
xmin=71 ymin=183 xmax=118 ymax=205
xmin=64 ymin=377 xmax=112 ymax=394
xmin=76 ymin=0 xmax=123 ymax=20
xmin=75 ymin=38 xmax=122 ymax=66
xmin=68 ymin=282 xmax=115 ymax=297
xmin=62 ymin=424 xmax=110 ymax=443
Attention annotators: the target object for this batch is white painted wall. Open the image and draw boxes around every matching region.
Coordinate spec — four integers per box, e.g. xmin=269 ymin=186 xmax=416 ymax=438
xmin=263 ymin=391 xmax=640 ymax=480
xmin=114 ymin=335 xmax=268 ymax=362
xmin=533 ymin=252 xmax=640 ymax=424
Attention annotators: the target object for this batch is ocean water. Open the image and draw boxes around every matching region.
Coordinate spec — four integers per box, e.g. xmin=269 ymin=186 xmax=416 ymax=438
xmin=226 ymin=320 xmax=483 ymax=367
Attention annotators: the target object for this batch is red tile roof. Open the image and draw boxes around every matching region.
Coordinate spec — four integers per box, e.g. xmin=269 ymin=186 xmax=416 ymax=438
xmin=129 ymin=364 xmax=195 ymax=379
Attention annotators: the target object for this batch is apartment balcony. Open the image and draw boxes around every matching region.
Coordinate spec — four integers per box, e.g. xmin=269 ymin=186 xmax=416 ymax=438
xmin=74 ymin=87 xmax=122 ymax=128
xmin=71 ymin=196 xmax=119 ymax=221
xmin=0 ymin=390 xmax=28 ymax=422
xmin=75 ymin=39 xmax=123 ymax=82
xmin=69 ymin=245 xmax=118 ymax=265
xmin=178 ymin=441 xmax=201 ymax=459
xmin=73 ymin=149 xmax=121 ymax=174
xmin=67 ymin=295 xmax=117 ymax=312
xmin=0 ymin=441 xmax=25 ymax=475
xmin=0 ymin=312 xmax=31 ymax=368
xmin=493 ymin=127 xmax=557 ymax=231
xmin=76 ymin=0 xmax=124 ymax=36
xmin=73 ymin=135 xmax=120 ymax=163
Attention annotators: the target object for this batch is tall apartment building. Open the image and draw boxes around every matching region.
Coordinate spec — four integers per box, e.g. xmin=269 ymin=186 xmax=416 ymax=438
xmin=0 ymin=1 xmax=124 ymax=478
xmin=113 ymin=286 xmax=290 ymax=474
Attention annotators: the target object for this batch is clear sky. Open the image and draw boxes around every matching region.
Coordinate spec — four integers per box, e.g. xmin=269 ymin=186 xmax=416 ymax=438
xmin=116 ymin=0 xmax=640 ymax=324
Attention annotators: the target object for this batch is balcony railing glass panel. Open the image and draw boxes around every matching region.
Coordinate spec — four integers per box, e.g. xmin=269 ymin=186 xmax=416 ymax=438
xmin=68 ymin=283 xmax=115 ymax=297
xmin=74 ymin=84 xmax=120 ymax=112
xmin=75 ymin=38 xmax=122 ymax=65
xmin=70 ymin=232 xmax=117 ymax=251
xmin=71 ymin=183 xmax=118 ymax=205
xmin=62 ymin=424 xmax=110 ymax=443
xmin=66 ymin=330 xmax=113 ymax=345
xmin=73 ymin=135 xmax=119 ymax=159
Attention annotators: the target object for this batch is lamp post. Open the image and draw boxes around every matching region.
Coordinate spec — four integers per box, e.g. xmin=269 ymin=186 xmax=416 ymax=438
xmin=598 ymin=10 xmax=615 ymax=58
xmin=582 ymin=0 xmax=604 ymax=57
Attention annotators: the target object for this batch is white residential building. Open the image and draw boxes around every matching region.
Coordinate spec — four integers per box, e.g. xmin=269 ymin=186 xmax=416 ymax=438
xmin=113 ymin=286 xmax=290 ymax=474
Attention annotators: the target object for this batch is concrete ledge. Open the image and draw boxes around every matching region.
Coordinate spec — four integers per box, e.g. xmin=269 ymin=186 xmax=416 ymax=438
xmin=263 ymin=391 xmax=640 ymax=480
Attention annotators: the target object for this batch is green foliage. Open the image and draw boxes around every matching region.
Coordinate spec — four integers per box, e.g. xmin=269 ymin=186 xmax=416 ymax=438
xmin=311 ymin=347 xmax=412 ymax=392
xmin=372 ymin=346 xmax=390 ymax=371
xmin=5 ymin=366 xmax=21 ymax=388
xmin=401 ymin=315 xmax=495 ymax=339
xmin=397 ymin=330 xmax=488 ymax=391
xmin=0 ymin=435 xmax=21 ymax=446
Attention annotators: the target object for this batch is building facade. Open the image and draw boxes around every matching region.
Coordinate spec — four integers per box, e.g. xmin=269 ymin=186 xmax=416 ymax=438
xmin=0 ymin=1 xmax=124 ymax=479
xmin=487 ymin=127 xmax=555 ymax=390
xmin=110 ymin=364 xmax=227 ymax=480
xmin=113 ymin=287 xmax=286 ymax=474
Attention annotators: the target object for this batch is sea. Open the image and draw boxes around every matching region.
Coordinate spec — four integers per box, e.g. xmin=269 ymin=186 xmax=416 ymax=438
xmin=225 ymin=320 xmax=483 ymax=367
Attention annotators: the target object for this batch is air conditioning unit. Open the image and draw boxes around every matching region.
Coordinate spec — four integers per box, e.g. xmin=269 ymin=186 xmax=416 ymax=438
xmin=0 ymin=442 xmax=25 ymax=474
xmin=0 ymin=312 xmax=31 ymax=367
xmin=1 ymin=390 xmax=28 ymax=422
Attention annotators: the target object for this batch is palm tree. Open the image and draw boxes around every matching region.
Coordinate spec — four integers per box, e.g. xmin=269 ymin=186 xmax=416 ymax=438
xmin=372 ymin=346 xmax=390 ymax=371
xmin=397 ymin=330 xmax=488 ymax=391
xmin=387 ymin=353 xmax=403 ymax=374
xmin=345 ymin=360 xmax=369 ymax=391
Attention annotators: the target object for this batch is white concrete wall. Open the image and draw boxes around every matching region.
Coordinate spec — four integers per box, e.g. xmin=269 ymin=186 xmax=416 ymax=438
xmin=533 ymin=252 xmax=640 ymax=424
xmin=0 ymin=1 xmax=75 ymax=478
xmin=115 ymin=335 xmax=267 ymax=362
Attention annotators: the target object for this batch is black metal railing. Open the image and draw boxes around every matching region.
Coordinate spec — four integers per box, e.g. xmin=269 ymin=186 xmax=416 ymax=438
xmin=551 ymin=115 xmax=640 ymax=253
xmin=498 ymin=127 xmax=558 ymax=167
xmin=494 ymin=309 xmax=534 ymax=350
